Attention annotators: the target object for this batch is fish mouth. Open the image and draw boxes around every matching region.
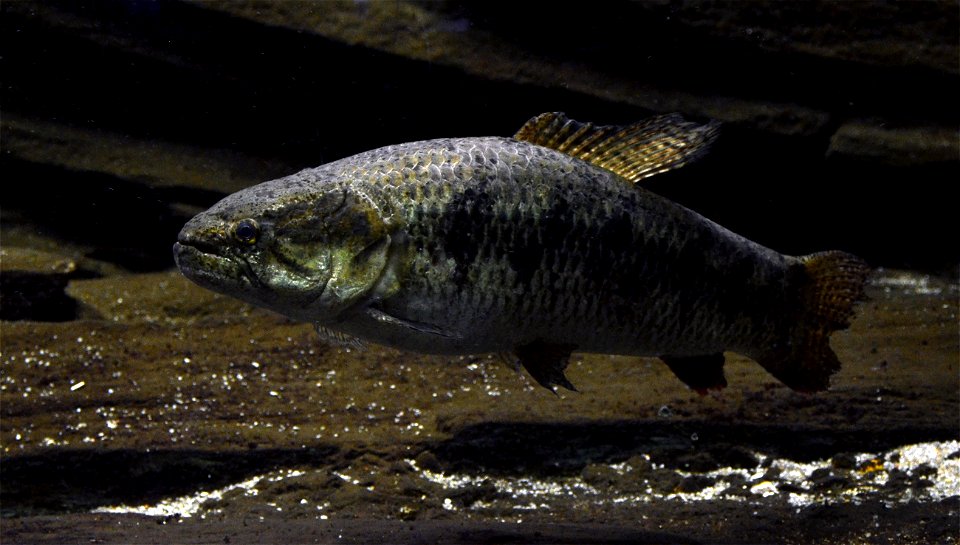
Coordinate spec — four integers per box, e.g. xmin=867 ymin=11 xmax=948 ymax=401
xmin=172 ymin=240 xmax=245 ymax=292
xmin=173 ymin=240 xmax=328 ymax=316
xmin=174 ymin=225 xmax=237 ymax=275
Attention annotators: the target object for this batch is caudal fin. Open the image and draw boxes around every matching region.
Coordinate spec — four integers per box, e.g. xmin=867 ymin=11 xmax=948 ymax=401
xmin=754 ymin=251 xmax=870 ymax=391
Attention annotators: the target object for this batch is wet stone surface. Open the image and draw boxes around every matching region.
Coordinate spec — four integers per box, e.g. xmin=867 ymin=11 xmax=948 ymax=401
xmin=1 ymin=269 xmax=958 ymax=544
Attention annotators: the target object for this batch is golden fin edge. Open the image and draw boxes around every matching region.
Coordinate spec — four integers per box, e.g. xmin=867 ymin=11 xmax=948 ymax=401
xmin=753 ymin=251 xmax=870 ymax=392
xmin=514 ymin=112 xmax=720 ymax=184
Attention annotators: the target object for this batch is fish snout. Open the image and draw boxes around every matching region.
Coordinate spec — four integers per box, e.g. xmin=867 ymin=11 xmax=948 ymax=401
xmin=175 ymin=218 xmax=229 ymax=256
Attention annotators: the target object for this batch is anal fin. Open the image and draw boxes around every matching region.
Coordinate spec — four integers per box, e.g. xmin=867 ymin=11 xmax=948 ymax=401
xmin=660 ymin=353 xmax=727 ymax=395
xmin=513 ymin=340 xmax=579 ymax=393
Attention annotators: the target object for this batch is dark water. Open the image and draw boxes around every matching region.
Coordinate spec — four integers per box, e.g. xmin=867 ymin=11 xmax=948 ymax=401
xmin=2 ymin=2 xmax=958 ymax=543
xmin=2 ymin=268 xmax=958 ymax=543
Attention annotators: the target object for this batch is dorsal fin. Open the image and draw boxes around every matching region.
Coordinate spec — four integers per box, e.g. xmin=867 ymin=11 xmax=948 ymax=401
xmin=514 ymin=112 xmax=720 ymax=183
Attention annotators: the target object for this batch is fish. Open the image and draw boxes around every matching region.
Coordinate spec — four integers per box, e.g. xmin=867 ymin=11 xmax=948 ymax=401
xmin=173 ymin=112 xmax=869 ymax=394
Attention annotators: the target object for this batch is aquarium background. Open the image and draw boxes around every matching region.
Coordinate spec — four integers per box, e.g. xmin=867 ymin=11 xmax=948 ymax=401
xmin=2 ymin=2 xmax=958 ymax=543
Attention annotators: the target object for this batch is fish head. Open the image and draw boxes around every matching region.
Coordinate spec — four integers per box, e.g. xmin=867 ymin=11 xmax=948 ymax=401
xmin=173 ymin=173 xmax=393 ymax=322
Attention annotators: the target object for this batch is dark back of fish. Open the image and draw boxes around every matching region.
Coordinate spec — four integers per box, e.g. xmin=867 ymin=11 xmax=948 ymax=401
xmin=346 ymin=137 xmax=788 ymax=359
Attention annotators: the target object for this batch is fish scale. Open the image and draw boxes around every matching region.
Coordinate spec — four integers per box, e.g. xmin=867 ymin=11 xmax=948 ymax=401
xmin=346 ymin=137 xmax=779 ymax=353
xmin=174 ymin=112 xmax=869 ymax=394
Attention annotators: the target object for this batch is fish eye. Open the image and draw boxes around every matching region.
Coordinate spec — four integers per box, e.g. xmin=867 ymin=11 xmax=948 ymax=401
xmin=233 ymin=219 xmax=259 ymax=245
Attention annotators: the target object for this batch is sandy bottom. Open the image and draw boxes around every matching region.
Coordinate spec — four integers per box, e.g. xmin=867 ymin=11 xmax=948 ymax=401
xmin=2 ymin=269 xmax=957 ymax=544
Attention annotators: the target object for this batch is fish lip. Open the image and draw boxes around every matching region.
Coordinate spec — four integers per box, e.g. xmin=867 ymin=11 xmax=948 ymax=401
xmin=172 ymin=241 xmax=241 ymax=288
xmin=173 ymin=240 xmax=223 ymax=268
xmin=173 ymin=239 xmax=330 ymax=315
xmin=173 ymin=241 xmax=320 ymax=309
xmin=175 ymin=229 xmax=224 ymax=257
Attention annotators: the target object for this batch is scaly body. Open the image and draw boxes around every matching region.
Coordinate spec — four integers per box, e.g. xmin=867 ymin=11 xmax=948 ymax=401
xmin=323 ymin=136 xmax=786 ymax=357
xmin=175 ymin=113 xmax=868 ymax=393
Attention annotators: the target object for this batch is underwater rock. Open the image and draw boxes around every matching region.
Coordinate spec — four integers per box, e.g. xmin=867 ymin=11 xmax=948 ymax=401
xmin=199 ymin=0 xmax=957 ymax=160
xmin=65 ymin=271 xmax=254 ymax=326
xmin=674 ymin=451 xmax=722 ymax=473
xmin=443 ymin=479 xmax=500 ymax=508
xmin=414 ymin=450 xmax=443 ymax=473
xmin=830 ymin=452 xmax=858 ymax=470
xmin=580 ymin=463 xmax=621 ymax=487
xmin=0 ymin=247 xmax=98 ymax=321
xmin=676 ymin=475 xmax=716 ymax=494
xmin=828 ymin=121 xmax=959 ymax=166
xmin=1 ymin=115 xmax=288 ymax=195
xmin=808 ymin=467 xmax=851 ymax=492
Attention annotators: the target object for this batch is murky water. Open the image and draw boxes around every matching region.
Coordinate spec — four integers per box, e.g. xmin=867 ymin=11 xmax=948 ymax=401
xmin=2 ymin=270 xmax=958 ymax=543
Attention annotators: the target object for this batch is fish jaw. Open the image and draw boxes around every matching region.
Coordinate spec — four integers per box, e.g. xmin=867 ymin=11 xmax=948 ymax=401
xmin=172 ymin=218 xmax=274 ymax=310
xmin=173 ymin=240 xmax=246 ymax=294
xmin=172 ymin=172 xmax=401 ymax=324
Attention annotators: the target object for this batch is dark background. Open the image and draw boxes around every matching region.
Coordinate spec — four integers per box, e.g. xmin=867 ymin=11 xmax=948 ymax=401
xmin=2 ymin=4 xmax=958 ymax=542
xmin=3 ymin=0 xmax=958 ymax=274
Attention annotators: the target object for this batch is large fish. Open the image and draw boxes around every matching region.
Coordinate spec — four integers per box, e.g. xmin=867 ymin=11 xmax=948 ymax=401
xmin=174 ymin=113 xmax=868 ymax=393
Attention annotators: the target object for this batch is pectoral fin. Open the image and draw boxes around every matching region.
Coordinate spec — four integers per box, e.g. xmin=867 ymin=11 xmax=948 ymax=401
xmin=660 ymin=353 xmax=727 ymax=395
xmin=514 ymin=340 xmax=579 ymax=393
xmin=365 ymin=307 xmax=461 ymax=339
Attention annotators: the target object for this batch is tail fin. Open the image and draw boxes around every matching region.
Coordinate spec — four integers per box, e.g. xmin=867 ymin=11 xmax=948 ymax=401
xmin=754 ymin=251 xmax=870 ymax=392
